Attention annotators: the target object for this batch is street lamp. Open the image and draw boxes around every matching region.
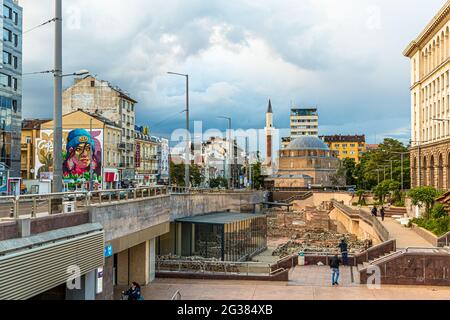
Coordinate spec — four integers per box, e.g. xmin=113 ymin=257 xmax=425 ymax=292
xmin=384 ymin=159 xmax=395 ymax=180
xmin=24 ymin=67 xmax=89 ymax=193
xmin=217 ymin=116 xmax=233 ymax=189
xmin=167 ymin=72 xmax=190 ymax=188
xmin=391 ymin=151 xmax=410 ymax=192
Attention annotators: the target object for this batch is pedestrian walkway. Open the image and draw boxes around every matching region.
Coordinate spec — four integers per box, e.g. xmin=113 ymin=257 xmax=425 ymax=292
xmin=129 ymin=278 xmax=450 ymax=300
xmin=382 ymin=217 xmax=434 ymax=249
xmin=288 ymin=265 xmax=358 ymax=287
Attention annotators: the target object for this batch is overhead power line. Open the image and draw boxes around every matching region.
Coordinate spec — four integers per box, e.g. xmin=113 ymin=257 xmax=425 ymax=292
xmin=23 ymin=17 xmax=57 ymax=35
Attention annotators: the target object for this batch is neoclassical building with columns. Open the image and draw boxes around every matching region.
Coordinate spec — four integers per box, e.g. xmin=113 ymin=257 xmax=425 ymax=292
xmin=404 ymin=1 xmax=450 ymax=189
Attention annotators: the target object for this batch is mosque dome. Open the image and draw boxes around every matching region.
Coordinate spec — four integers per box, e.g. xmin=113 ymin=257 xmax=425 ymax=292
xmin=286 ymin=136 xmax=329 ymax=151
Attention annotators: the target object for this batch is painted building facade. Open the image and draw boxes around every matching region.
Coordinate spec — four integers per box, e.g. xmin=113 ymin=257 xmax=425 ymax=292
xmin=320 ymin=135 xmax=366 ymax=163
xmin=62 ymin=75 xmax=137 ymax=183
xmin=37 ymin=111 xmax=121 ymax=190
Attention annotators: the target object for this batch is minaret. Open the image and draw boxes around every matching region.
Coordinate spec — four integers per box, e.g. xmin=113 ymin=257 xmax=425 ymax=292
xmin=265 ymin=99 xmax=273 ymax=167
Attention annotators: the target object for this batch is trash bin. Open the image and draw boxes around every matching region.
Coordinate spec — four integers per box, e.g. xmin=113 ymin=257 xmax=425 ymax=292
xmin=63 ymin=201 xmax=76 ymax=213
xmin=298 ymin=252 xmax=305 ymax=266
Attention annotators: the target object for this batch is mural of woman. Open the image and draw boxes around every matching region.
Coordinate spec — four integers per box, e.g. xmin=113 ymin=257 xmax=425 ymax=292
xmin=63 ymin=129 xmax=101 ymax=179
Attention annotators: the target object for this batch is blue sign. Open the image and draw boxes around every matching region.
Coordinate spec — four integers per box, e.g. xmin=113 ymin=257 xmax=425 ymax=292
xmin=104 ymin=244 xmax=113 ymax=258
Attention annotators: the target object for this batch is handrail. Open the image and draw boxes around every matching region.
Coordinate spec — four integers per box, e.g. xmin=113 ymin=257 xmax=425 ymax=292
xmin=171 ymin=290 xmax=182 ymax=301
xmin=360 ymin=246 xmax=450 ymax=270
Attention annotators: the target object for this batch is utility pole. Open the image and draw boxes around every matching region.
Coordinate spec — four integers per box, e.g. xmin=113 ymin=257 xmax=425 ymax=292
xmin=167 ymin=72 xmax=190 ymax=189
xmin=218 ymin=116 xmax=232 ymax=189
xmin=89 ymin=117 xmax=93 ymax=191
xmin=52 ymin=0 xmax=63 ymax=193
xmin=392 ymin=151 xmax=410 ymax=192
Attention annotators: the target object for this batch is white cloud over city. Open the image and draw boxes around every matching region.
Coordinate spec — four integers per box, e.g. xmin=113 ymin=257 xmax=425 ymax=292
xmin=21 ymin=0 xmax=447 ymax=145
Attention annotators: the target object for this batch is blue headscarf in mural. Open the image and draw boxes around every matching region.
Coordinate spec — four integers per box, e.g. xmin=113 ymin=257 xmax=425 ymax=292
xmin=63 ymin=128 xmax=100 ymax=178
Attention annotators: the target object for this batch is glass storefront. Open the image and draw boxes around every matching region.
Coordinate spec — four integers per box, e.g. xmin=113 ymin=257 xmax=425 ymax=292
xmin=174 ymin=213 xmax=267 ymax=262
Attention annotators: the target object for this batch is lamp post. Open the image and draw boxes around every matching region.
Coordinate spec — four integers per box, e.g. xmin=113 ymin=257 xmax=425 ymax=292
xmin=391 ymin=151 xmax=410 ymax=192
xmin=384 ymin=159 xmax=395 ymax=180
xmin=25 ymin=67 xmax=90 ymax=192
xmin=217 ymin=116 xmax=233 ymax=189
xmin=167 ymin=72 xmax=190 ymax=189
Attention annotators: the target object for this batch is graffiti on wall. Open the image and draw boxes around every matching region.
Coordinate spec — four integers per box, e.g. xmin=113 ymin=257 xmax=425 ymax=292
xmin=35 ymin=128 xmax=103 ymax=187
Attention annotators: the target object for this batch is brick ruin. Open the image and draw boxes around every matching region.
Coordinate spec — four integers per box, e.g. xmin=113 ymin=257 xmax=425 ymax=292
xmin=268 ymin=202 xmax=372 ymax=258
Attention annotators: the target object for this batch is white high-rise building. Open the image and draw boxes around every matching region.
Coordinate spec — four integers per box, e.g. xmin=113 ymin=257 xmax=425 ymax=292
xmin=290 ymin=108 xmax=319 ymax=138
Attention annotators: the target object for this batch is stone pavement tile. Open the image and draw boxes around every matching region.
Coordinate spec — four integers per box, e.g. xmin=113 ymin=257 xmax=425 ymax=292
xmin=252 ymin=285 xmax=315 ymax=300
xmin=312 ymin=286 xmax=377 ymax=300
xmin=371 ymin=286 xmax=450 ymax=300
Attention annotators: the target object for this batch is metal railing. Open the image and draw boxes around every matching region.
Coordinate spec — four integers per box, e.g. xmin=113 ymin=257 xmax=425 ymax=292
xmin=360 ymin=246 xmax=450 ymax=270
xmin=156 ymin=259 xmax=273 ymax=276
xmin=0 ymin=186 xmax=169 ymax=220
xmin=171 ymin=290 xmax=182 ymax=301
xmin=0 ymin=186 xmax=263 ymax=220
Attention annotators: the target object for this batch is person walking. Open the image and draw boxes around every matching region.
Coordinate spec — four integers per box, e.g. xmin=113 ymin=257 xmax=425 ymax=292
xmin=380 ymin=207 xmax=385 ymax=222
xmin=329 ymin=254 xmax=341 ymax=286
xmin=338 ymin=238 xmax=349 ymax=266
xmin=371 ymin=206 xmax=378 ymax=217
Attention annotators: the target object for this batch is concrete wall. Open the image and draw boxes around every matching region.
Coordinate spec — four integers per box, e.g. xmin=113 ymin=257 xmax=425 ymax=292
xmin=170 ymin=191 xmax=266 ymax=220
xmin=292 ymin=192 xmax=353 ymax=211
xmin=360 ymin=253 xmax=450 ymax=286
xmin=329 ymin=207 xmax=384 ymax=245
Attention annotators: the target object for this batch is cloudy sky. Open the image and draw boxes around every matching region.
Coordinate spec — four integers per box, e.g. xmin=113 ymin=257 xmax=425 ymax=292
xmin=21 ymin=0 xmax=446 ymax=146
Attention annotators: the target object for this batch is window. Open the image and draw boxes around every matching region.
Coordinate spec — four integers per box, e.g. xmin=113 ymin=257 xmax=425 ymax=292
xmin=3 ymin=51 xmax=11 ymax=65
xmin=0 ymin=73 xmax=11 ymax=87
xmin=3 ymin=5 xmax=12 ymax=19
xmin=13 ymin=56 xmax=17 ymax=69
xmin=14 ymin=34 xmax=18 ymax=47
xmin=13 ymin=77 xmax=17 ymax=90
xmin=13 ymin=12 xmax=18 ymax=25
xmin=3 ymin=28 xmax=11 ymax=42
xmin=26 ymin=136 xmax=31 ymax=144
xmin=90 ymin=80 xmax=95 ymax=87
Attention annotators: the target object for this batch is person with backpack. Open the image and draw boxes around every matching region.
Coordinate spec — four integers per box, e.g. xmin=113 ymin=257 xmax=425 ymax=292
xmin=371 ymin=206 xmax=378 ymax=217
xmin=329 ymin=255 xmax=342 ymax=286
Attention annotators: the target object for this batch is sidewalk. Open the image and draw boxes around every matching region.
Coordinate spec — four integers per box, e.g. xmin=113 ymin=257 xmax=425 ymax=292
xmin=131 ymin=278 xmax=450 ymax=300
xmin=382 ymin=218 xmax=434 ymax=248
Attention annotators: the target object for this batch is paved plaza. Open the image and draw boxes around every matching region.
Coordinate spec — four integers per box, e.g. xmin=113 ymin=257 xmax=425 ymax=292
xmin=125 ymin=276 xmax=450 ymax=300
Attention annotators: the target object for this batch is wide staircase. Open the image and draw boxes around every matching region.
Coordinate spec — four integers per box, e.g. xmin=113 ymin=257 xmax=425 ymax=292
xmin=284 ymin=192 xmax=313 ymax=203
xmin=383 ymin=207 xmax=407 ymax=218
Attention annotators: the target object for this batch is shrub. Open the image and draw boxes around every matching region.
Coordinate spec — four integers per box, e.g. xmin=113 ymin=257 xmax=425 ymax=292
xmin=431 ymin=203 xmax=447 ymax=219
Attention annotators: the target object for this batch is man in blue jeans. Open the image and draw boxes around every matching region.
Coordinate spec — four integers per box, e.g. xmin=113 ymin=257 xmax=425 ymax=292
xmin=329 ymin=255 xmax=341 ymax=286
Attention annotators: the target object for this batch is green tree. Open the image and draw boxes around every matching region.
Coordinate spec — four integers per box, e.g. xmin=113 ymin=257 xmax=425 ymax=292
xmin=190 ymin=164 xmax=203 ymax=187
xmin=355 ymin=138 xmax=410 ymax=190
xmin=342 ymin=158 xmax=357 ymax=186
xmin=408 ymin=186 xmax=444 ymax=218
xmin=209 ymin=177 xmax=228 ymax=188
xmin=356 ymin=189 xmax=366 ymax=205
xmin=170 ymin=162 xmax=185 ymax=186
xmin=251 ymin=161 xmax=264 ymax=190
